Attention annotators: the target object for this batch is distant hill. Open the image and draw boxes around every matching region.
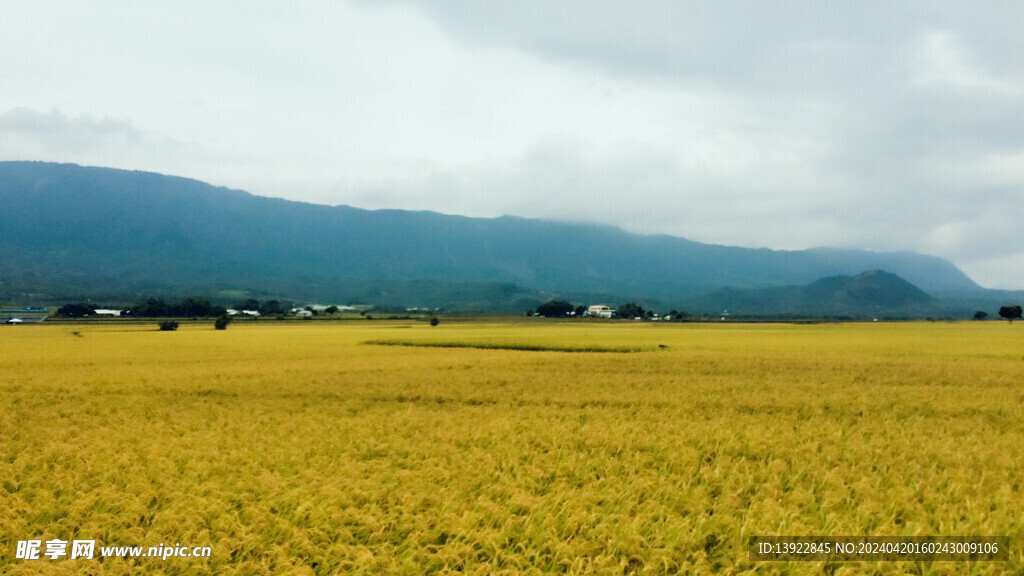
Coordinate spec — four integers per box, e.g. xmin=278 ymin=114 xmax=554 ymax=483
xmin=683 ymin=270 xmax=946 ymax=318
xmin=0 ymin=161 xmax=1001 ymax=313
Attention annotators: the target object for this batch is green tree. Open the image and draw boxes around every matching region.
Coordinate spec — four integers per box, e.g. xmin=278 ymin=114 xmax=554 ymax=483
xmin=973 ymin=311 xmax=988 ymax=320
xmin=535 ymin=301 xmax=574 ymax=318
xmin=177 ymin=297 xmax=224 ymax=317
xmin=998 ymin=305 xmax=1022 ymax=323
xmin=260 ymin=300 xmax=283 ymax=315
xmin=56 ymin=303 xmax=95 ymax=318
xmin=133 ymin=298 xmax=170 ymax=317
xmin=617 ymin=302 xmax=645 ymax=319
xmin=668 ymin=309 xmax=689 ymax=321
xmin=236 ymin=298 xmax=260 ymax=312
xmin=214 ymin=314 xmax=232 ymax=330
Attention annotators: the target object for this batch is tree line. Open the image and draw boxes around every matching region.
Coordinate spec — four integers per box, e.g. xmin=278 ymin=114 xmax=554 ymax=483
xmin=56 ymin=297 xmax=289 ymax=318
xmin=531 ymin=300 xmax=690 ymax=320
xmin=537 ymin=300 xmax=1024 ymax=322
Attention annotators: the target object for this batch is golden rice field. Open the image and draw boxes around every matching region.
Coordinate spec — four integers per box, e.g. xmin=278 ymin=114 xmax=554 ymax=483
xmin=1 ymin=320 xmax=1022 ymax=575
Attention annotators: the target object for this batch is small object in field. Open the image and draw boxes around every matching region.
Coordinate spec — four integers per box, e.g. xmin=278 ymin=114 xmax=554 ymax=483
xmin=215 ymin=314 xmax=231 ymax=330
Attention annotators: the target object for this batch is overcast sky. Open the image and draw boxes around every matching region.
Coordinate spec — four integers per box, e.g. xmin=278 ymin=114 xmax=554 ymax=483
xmin=2 ymin=2 xmax=1022 ymax=288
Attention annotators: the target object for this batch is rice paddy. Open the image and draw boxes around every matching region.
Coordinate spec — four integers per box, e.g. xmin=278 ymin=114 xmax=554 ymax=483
xmin=1 ymin=320 xmax=1021 ymax=574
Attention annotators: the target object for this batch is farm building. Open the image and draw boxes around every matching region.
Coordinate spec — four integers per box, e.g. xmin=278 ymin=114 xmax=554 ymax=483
xmin=1 ymin=309 xmax=50 ymax=324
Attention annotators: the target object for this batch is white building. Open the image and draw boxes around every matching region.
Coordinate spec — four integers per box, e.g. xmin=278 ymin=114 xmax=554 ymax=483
xmin=586 ymin=305 xmax=614 ymax=319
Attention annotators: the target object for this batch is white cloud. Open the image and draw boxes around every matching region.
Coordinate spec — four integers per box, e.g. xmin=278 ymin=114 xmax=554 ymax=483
xmin=0 ymin=107 xmax=227 ymax=180
xmin=0 ymin=107 xmax=141 ymax=153
xmin=910 ymin=31 xmax=1022 ymax=96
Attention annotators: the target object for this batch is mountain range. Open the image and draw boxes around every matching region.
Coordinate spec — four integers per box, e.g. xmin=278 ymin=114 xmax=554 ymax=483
xmin=0 ymin=161 xmax=1017 ymax=316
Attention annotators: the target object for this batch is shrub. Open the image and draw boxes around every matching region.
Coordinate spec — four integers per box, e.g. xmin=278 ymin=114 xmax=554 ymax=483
xmin=430 ymin=317 xmax=440 ymax=326
xmin=158 ymin=321 xmax=178 ymax=331
xmin=214 ymin=315 xmax=231 ymax=330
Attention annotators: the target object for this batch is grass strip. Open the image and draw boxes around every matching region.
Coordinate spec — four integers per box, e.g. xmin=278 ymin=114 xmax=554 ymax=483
xmin=363 ymin=339 xmax=645 ymax=353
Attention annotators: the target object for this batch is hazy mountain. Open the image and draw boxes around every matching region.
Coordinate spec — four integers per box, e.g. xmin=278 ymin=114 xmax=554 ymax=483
xmin=682 ymin=270 xmax=947 ymax=318
xmin=0 ymin=162 xmax=1001 ymax=313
